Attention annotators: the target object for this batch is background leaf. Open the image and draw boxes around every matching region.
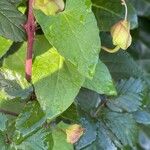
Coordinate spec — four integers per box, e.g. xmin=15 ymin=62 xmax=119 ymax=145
xmin=0 ymin=0 xmax=26 ymax=41
xmin=92 ymin=0 xmax=138 ymax=31
xmin=83 ymin=60 xmax=116 ymax=96
xmin=0 ymin=36 xmax=12 ymax=57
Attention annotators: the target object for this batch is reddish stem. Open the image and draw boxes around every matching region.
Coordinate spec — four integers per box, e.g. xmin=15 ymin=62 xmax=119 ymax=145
xmin=24 ymin=0 xmax=36 ymax=82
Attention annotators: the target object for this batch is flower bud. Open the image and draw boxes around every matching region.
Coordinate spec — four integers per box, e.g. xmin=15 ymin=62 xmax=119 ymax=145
xmin=33 ymin=0 xmax=64 ymax=16
xmin=111 ymin=20 xmax=132 ymax=50
xmin=66 ymin=124 xmax=84 ymax=144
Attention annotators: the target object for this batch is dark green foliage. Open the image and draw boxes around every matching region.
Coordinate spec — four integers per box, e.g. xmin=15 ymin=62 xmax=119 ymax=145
xmin=0 ymin=0 xmax=150 ymax=149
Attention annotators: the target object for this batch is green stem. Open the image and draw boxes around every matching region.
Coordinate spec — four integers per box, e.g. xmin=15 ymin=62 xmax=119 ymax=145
xmin=121 ymin=0 xmax=128 ymax=20
xmin=101 ymin=46 xmax=120 ymax=53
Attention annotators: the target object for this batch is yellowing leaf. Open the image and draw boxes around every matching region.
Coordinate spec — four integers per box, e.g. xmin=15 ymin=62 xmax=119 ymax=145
xmin=66 ymin=124 xmax=84 ymax=144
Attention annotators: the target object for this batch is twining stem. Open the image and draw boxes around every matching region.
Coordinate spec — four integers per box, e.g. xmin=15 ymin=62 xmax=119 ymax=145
xmin=24 ymin=0 xmax=36 ymax=82
xmin=121 ymin=0 xmax=128 ymax=20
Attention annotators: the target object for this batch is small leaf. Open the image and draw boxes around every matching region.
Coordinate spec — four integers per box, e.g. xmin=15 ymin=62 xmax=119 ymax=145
xmin=0 ymin=114 xmax=8 ymax=131
xmin=96 ymin=122 xmax=117 ymax=150
xmin=83 ymin=60 xmax=116 ymax=96
xmin=0 ymin=36 xmax=12 ymax=57
xmin=102 ymin=111 xmax=138 ymax=146
xmin=16 ymin=128 xmax=53 ymax=150
xmin=15 ymin=101 xmax=46 ymax=138
xmin=133 ymin=111 xmax=150 ymax=125
xmin=107 ymin=78 xmax=144 ymax=112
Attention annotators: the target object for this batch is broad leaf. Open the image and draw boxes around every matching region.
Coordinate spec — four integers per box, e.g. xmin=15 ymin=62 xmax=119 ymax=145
xmin=32 ymin=48 xmax=84 ymax=120
xmin=0 ymin=0 xmax=26 ymax=41
xmin=92 ymin=0 xmax=138 ymax=31
xmin=0 ymin=36 xmax=12 ymax=57
xmin=83 ymin=60 xmax=116 ymax=96
xmin=35 ymin=0 xmax=100 ymax=78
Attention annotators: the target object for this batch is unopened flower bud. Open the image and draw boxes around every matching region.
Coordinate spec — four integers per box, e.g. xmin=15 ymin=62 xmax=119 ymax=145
xmin=66 ymin=124 xmax=84 ymax=144
xmin=111 ymin=20 xmax=132 ymax=50
xmin=33 ymin=0 xmax=64 ymax=16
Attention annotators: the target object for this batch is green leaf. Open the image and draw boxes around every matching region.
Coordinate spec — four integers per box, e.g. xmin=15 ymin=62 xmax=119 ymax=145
xmin=133 ymin=111 xmax=150 ymax=125
xmin=107 ymin=78 xmax=144 ymax=112
xmin=16 ymin=128 xmax=53 ymax=150
xmin=0 ymin=36 xmax=12 ymax=57
xmin=96 ymin=122 xmax=117 ymax=150
xmin=35 ymin=0 xmax=100 ymax=78
xmin=130 ymin=0 xmax=150 ymax=18
xmin=3 ymin=35 xmax=51 ymax=77
xmin=0 ymin=68 xmax=32 ymax=100
xmin=100 ymin=51 xmax=144 ymax=80
xmin=3 ymin=43 xmax=26 ymax=77
xmin=83 ymin=60 xmax=117 ymax=96
xmin=75 ymin=113 xmax=97 ymax=149
xmin=0 ymin=114 xmax=8 ymax=131
xmin=76 ymin=88 xmax=101 ymax=114
xmin=102 ymin=111 xmax=138 ymax=146
xmin=7 ymin=0 xmax=21 ymax=5
xmin=61 ymin=104 xmax=79 ymax=122
xmin=0 ymin=99 xmax=25 ymax=115
xmin=32 ymin=48 xmax=84 ymax=120
xmin=139 ymin=131 xmax=150 ymax=150
xmin=52 ymin=122 xmax=73 ymax=150
xmin=0 ymin=132 xmax=8 ymax=149
xmin=0 ymin=0 xmax=26 ymax=41
xmin=92 ymin=0 xmax=138 ymax=31
xmin=15 ymin=101 xmax=46 ymax=138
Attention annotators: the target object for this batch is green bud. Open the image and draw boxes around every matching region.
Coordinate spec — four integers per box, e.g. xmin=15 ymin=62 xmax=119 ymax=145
xmin=33 ymin=0 xmax=64 ymax=16
xmin=111 ymin=20 xmax=132 ymax=50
